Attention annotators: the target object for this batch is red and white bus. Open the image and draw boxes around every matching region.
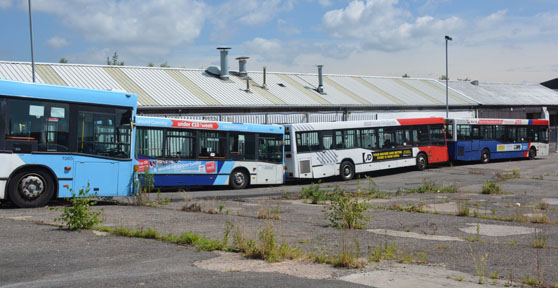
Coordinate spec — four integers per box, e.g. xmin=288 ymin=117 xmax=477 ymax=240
xmin=284 ymin=118 xmax=448 ymax=180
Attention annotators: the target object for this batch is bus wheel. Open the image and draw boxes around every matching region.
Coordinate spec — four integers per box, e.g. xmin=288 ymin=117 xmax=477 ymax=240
xmin=481 ymin=149 xmax=490 ymax=164
xmin=340 ymin=161 xmax=355 ymax=181
xmin=528 ymin=147 xmax=537 ymax=160
xmin=416 ymin=154 xmax=427 ymax=171
xmin=230 ymin=169 xmax=249 ymax=189
xmin=8 ymin=169 xmax=55 ymax=208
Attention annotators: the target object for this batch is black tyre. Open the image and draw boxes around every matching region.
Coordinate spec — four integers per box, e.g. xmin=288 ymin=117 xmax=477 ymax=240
xmin=481 ymin=149 xmax=490 ymax=164
xmin=8 ymin=169 xmax=55 ymax=208
xmin=230 ymin=169 xmax=249 ymax=189
xmin=416 ymin=154 xmax=427 ymax=171
xmin=528 ymin=147 xmax=537 ymax=160
xmin=340 ymin=161 xmax=355 ymax=181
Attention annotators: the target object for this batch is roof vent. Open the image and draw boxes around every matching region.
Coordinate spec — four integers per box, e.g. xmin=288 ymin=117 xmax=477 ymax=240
xmin=217 ymin=47 xmax=231 ymax=80
xmin=471 ymin=80 xmax=479 ymax=86
xmin=205 ymin=65 xmax=221 ymax=77
xmin=316 ymin=65 xmax=325 ymax=94
xmin=262 ymin=66 xmax=268 ymax=89
xmin=236 ymin=56 xmax=249 ymax=77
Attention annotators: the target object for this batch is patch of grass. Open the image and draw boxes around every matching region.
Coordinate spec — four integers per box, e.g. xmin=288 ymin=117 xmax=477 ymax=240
xmin=536 ymin=200 xmax=549 ymax=211
xmin=456 ymin=201 xmax=470 ymax=217
xmin=489 ymin=272 xmax=499 ymax=279
xmin=532 ymin=175 xmax=545 ymax=180
xmin=369 ymin=240 xmax=398 ymax=262
xmin=481 ymin=181 xmax=502 ymax=195
xmin=230 ymin=222 xmax=302 ymax=262
xmin=530 ymin=213 xmax=550 ymax=224
xmin=368 ymin=240 xmax=426 ymax=264
xmin=51 ymin=184 xmax=103 ymax=230
xmin=531 ymin=229 xmax=547 ymax=248
xmin=257 ymin=201 xmax=281 ymax=220
xmin=455 ymin=277 xmax=464 ymax=281
xmin=98 ymin=226 xmax=223 ymax=251
xmin=437 ymin=244 xmax=447 ymax=250
xmin=508 ymin=241 xmax=518 ymax=246
xmin=326 ymin=187 xmax=371 ymax=229
xmin=495 ymin=169 xmax=520 ymax=181
xmin=521 ymin=275 xmax=540 ymax=286
xmin=405 ymin=179 xmax=459 ymax=194
xmin=388 ymin=202 xmax=425 ymax=213
xmin=301 ymin=181 xmax=327 ymax=204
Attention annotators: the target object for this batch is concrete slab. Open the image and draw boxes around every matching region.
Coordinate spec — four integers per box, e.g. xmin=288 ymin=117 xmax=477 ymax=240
xmin=340 ymin=263 xmax=505 ymax=288
xmin=542 ymin=198 xmax=558 ymax=205
xmin=459 ymin=223 xmax=537 ymax=237
xmin=368 ymin=229 xmax=463 ymax=242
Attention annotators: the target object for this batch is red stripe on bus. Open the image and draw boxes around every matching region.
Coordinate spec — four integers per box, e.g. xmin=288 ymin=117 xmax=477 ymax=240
xmin=531 ymin=120 xmax=549 ymax=125
xmin=396 ymin=118 xmax=445 ymax=125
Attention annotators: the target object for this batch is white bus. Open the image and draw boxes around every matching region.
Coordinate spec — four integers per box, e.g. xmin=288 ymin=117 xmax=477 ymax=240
xmin=284 ymin=118 xmax=448 ymax=180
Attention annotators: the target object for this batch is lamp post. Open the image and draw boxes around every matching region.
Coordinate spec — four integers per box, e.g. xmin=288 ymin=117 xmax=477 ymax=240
xmin=28 ymin=0 xmax=35 ymax=83
xmin=445 ymin=35 xmax=452 ymax=118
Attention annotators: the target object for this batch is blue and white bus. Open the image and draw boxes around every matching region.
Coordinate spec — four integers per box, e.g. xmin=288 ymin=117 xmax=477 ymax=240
xmin=135 ymin=116 xmax=284 ymax=189
xmin=0 ymin=80 xmax=137 ymax=208
xmin=446 ymin=118 xmax=549 ymax=163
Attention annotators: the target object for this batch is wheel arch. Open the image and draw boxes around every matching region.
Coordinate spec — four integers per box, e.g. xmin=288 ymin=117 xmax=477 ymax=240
xmin=6 ymin=164 xmax=59 ymax=200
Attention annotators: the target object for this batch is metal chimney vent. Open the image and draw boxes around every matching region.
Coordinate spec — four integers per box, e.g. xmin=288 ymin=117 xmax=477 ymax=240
xmin=236 ymin=56 xmax=249 ymax=77
xmin=316 ymin=65 xmax=325 ymax=94
xmin=217 ymin=47 xmax=231 ymax=80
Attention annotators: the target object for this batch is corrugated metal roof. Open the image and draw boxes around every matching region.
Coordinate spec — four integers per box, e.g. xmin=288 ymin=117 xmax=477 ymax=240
xmin=0 ymin=61 xmax=556 ymax=108
xmin=448 ymin=81 xmax=558 ymax=106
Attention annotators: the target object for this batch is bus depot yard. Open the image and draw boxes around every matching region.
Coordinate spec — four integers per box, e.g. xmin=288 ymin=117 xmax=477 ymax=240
xmin=2 ymin=155 xmax=558 ymax=287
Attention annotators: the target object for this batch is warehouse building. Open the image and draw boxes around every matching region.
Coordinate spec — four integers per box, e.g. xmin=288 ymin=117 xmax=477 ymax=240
xmin=1 ymin=55 xmax=557 ymax=151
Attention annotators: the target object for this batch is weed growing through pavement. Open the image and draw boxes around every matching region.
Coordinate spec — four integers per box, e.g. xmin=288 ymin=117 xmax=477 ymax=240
xmin=325 ymin=186 xmax=371 ymax=229
xmin=51 ymin=184 xmax=103 ymax=230
xmin=482 ymin=181 xmax=502 ymax=195
xmin=531 ymin=228 xmax=547 ymax=248
xmin=403 ymin=179 xmax=459 ymax=194
xmin=364 ymin=176 xmax=389 ymax=199
xmin=301 ymin=181 xmax=327 ymax=204
xmin=257 ymin=201 xmax=281 ymax=220
xmin=135 ymin=167 xmax=155 ymax=205
xmin=456 ymin=201 xmax=470 ymax=216
xmin=368 ymin=239 xmax=427 ymax=264
xmin=495 ymin=169 xmax=520 ymax=181
xmin=469 ymin=246 xmax=488 ymax=284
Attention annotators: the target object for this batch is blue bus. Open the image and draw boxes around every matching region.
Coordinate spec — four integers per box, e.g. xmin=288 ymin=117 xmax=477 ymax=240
xmin=446 ymin=118 xmax=549 ymax=163
xmin=135 ymin=116 xmax=285 ymax=189
xmin=0 ymin=80 xmax=137 ymax=208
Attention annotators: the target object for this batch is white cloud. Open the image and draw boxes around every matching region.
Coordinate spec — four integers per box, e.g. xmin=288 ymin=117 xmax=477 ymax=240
xmin=0 ymin=0 xmax=11 ymax=9
xmin=318 ymin=0 xmax=333 ymax=7
xmin=45 ymin=36 xmax=69 ymax=49
xmin=322 ymin=0 xmax=464 ymax=51
xmin=29 ymin=0 xmax=206 ymax=56
xmin=210 ymin=0 xmax=295 ymax=41
xmin=277 ymin=19 xmax=300 ymax=36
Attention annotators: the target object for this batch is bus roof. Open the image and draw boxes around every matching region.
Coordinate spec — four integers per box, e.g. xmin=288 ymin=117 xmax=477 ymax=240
xmin=0 ymin=79 xmax=137 ymax=108
xmin=136 ymin=116 xmax=284 ymax=134
xmin=449 ymin=118 xmax=549 ymax=126
xmin=285 ymin=118 xmax=445 ymax=132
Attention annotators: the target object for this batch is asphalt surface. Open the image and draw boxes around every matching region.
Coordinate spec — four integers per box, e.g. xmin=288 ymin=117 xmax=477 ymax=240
xmin=0 ymin=219 xmax=364 ymax=288
xmin=1 ymin=153 xmax=558 ymax=287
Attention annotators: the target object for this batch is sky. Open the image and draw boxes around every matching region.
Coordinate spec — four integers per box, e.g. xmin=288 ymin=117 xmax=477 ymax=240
xmin=0 ymin=0 xmax=557 ymax=83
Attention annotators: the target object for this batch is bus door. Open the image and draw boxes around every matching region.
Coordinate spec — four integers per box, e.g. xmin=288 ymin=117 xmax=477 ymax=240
xmin=471 ymin=125 xmax=481 ymax=152
xmin=314 ymin=131 xmax=337 ymax=178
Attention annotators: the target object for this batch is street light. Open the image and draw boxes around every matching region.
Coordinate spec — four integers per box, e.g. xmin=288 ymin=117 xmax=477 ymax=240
xmin=28 ymin=0 xmax=35 ymax=82
xmin=445 ymin=35 xmax=452 ymax=118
